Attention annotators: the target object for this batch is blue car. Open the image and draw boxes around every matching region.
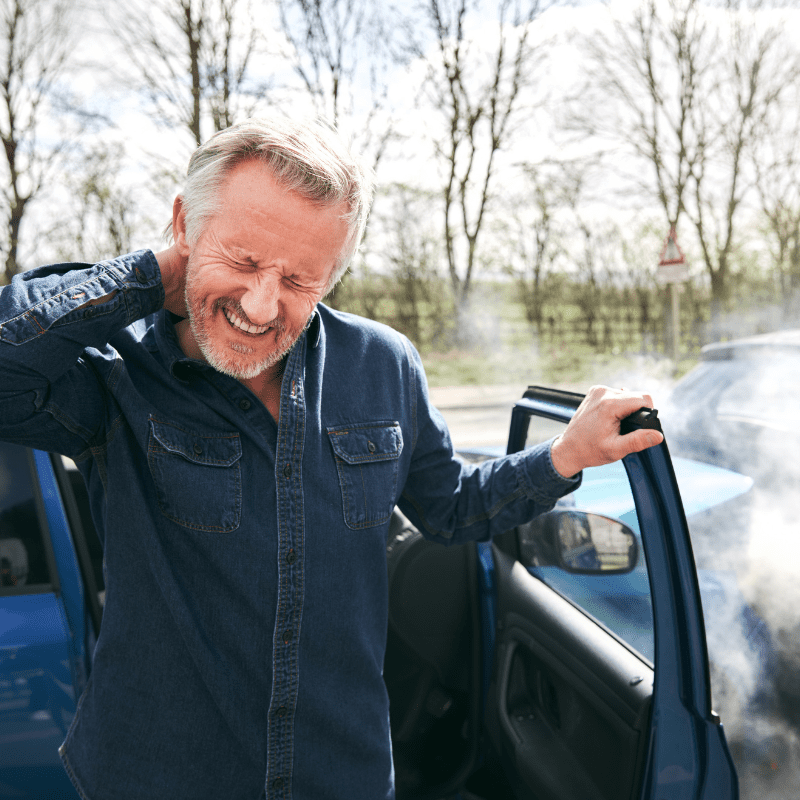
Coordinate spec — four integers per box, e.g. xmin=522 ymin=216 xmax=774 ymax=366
xmin=2 ymin=386 xmax=740 ymax=799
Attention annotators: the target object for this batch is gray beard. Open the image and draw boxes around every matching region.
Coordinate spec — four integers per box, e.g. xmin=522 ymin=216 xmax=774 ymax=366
xmin=185 ymin=287 xmax=312 ymax=380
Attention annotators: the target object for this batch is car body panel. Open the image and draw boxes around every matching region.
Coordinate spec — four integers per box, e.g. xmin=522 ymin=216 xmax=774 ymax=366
xmin=0 ymin=593 xmax=80 ymax=796
xmin=0 ymin=449 xmax=85 ymax=799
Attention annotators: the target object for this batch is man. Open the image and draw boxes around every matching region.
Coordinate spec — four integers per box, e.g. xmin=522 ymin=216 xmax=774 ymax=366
xmin=0 ymin=117 xmax=661 ymax=799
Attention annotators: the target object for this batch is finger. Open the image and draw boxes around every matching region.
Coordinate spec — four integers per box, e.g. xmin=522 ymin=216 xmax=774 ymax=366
xmin=611 ymin=428 xmax=664 ymax=460
xmin=610 ymin=394 xmax=657 ymax=421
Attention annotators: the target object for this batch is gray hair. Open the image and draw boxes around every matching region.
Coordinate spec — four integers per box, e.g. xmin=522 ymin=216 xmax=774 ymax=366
xmin=172 ymin=116 xmax=374 ymax=290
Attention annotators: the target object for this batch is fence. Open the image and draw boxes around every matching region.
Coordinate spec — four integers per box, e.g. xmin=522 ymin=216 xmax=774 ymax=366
xmin=327 ymin=273 xmax=799 ymax=362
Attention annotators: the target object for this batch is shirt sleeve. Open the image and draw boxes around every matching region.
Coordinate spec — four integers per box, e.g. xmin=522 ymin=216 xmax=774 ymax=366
xmin=397 ymin=337 xmax=581 ymax=545
xmin=0 ymin=250 xmax=164 ymax=456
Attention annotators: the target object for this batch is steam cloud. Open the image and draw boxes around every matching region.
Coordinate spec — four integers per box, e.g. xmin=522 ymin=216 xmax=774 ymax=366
xmin=614 ymin=361 xmax=800 ymax=799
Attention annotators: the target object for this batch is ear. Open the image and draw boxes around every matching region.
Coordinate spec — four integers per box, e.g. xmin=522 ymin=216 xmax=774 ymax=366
xmin=172 ymin=195 xmax=191 ymax=258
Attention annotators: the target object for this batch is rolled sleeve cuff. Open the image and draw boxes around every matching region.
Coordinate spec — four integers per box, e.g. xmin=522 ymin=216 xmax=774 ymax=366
xmin=516 ymin=437 xmax=582 ymax=505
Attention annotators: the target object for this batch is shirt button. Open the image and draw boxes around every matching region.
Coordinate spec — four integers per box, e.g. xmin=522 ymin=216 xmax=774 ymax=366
xmin=276 ymin=705 xmax=287 ymax=718
xmin=367 ymin=440 xmax=376 ymax=453
xmin=193 ymin=443 xmax=203 ymax=456
xmin=282 ymin=629 xmax=292 ymax=644
xmin=283 ymin=463 xmax=292 ymax=478
xmin=272 ymin=777 xmax=284 ymax=791
xmin=286 ymin=549 xmax=296 ymax=565
xmin=239 ymin=398 xmax=251 ymax=411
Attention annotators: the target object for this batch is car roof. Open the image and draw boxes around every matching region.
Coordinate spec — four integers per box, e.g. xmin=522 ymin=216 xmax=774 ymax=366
xmin=701 ymin=328 xmax=800 ymax=360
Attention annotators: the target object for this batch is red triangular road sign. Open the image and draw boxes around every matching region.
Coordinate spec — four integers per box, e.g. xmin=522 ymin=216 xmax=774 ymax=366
xmin=659 ymin=227 xmax=686 ymax=265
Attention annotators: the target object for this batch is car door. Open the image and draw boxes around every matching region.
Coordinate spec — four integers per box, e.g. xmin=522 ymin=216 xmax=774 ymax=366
xmin=0 ymin=445 xmax=96 ymax=800
xmin=483 ymin=386 xmax=739 ymax=799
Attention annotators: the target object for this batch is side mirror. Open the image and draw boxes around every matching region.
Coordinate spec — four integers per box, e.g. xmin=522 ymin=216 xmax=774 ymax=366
xmin=517 ymin=509 xmax=639 ymax=575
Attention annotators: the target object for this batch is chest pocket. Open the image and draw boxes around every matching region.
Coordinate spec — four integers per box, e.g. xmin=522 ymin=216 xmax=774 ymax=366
xmin=327 ymin=422 xmax=403 ymax=530
xmin=147 ymin=417 xmax=242 ymax=532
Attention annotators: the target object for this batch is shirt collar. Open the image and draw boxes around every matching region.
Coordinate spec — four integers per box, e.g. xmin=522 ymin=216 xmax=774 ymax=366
xmin=154 ymin=310 xmax=209 ymax=383
xmin=307 ymin=308 xmax=321 ymax=348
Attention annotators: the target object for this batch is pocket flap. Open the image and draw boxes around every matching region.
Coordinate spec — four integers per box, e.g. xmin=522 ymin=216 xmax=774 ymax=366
xmin=149 ymin=418 xmax=242 ymax=467
xmin=327 ymin=422 xmax=402 ymax=464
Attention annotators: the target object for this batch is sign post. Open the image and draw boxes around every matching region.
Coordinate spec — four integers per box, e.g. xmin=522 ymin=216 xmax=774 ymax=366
xmin=657 ymin=228 xmax=688 ymax=365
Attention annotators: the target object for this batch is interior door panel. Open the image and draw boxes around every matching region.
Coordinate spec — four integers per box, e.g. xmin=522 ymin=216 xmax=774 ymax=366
xmin=485 ymin=548 xmax=653 ymax=800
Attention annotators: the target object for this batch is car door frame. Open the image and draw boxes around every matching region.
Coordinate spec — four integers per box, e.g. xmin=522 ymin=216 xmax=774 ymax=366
xmin=486 ymin=386 xmax=739 ymax=800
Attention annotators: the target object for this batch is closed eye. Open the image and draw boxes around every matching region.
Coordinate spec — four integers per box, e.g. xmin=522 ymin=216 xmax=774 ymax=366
xmin=229 ymin=259 xmax=258 ymax=271
xmin=284 ymin=276 xmax=308 ymax=289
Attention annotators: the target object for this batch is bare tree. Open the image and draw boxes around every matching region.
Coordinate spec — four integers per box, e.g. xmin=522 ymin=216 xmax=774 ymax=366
xmin=494 ymin=163 xmax=568 ymax=336
xmin=112 ymin=0 xmax=268 ymax=148
xmin=0 ymin=0 xmax=77 ymax=282
xmin=277 ymin=0 xmax=402 ymax=172
xmin=568 ymin=214 xmax=618 ymax=351
xmin=49 ymin=142 xmax=140 ymax=263
xmin=412 ymin=0 xmax=551 ymax=309
xmin=381 ymin=183 xmax=453 ymax=347
xmin=618 ymin=220 xmax=663 ymax=349
xmin=574 ymin=0 xmax=800 ymax=321
xmin=689 ymin=5 xmax=800 ymax=322
xmin=574 ymin=0 xmax=712 ymax=230
xmin=751 ymin=64 xmax=800 ymax=318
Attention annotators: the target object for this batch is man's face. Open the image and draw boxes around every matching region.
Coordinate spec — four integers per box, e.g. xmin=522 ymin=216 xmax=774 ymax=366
xmin=179 ymin=160 xmax=350 ymax=380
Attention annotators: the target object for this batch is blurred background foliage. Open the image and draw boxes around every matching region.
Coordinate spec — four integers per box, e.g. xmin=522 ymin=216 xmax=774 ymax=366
xmin=2 ymin=0 xmax=799 ymax=383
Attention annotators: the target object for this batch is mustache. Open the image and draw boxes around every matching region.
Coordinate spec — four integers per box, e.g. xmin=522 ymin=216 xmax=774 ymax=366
xmin=213 ymin=298 xmax=287 ymax=333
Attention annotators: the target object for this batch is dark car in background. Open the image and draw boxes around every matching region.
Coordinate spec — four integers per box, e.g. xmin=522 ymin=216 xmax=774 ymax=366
xmin=664 ymin=329 xmax=800 ymax=490
xmin=663 ymin=330 xmax=800 ymax=745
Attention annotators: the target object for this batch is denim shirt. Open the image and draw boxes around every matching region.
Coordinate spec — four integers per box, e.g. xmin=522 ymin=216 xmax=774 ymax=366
xmin=0 ymin=251 xmax=580 ymax=800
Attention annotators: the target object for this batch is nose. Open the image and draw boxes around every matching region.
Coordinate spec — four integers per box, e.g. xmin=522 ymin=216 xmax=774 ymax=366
xmin=239 ymin=273 xmax=281 ymax=326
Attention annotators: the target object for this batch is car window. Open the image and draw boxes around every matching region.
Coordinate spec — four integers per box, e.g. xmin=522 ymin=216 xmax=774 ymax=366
xmin=715 ymin=356 xmax=800 ymax=433
xmin=517 ymin=415 xmax=654 ymax=663
xmin=0 ymin=443 xmax=52 ymax=593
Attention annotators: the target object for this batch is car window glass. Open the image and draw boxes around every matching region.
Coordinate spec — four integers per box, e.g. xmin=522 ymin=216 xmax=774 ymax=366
xmin=715 ymin=356 xmax=800 ymax=432
xmin=518 ymin=415 xmax=654 ymax=663
xmin=0 ymin=443 xmax=51 ymax=593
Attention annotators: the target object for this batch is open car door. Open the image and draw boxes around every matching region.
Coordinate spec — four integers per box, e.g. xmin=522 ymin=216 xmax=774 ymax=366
xmin=482 ymin=386 xmax=739 ymax=799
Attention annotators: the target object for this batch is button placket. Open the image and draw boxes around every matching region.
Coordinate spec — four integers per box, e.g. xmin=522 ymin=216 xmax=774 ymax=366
xmin=265 ymin=343 xmax=306 ymax=799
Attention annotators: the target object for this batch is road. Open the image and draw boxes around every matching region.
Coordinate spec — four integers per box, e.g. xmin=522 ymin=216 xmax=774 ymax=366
xmin=429 ymin=384 xmax=523 ymax=450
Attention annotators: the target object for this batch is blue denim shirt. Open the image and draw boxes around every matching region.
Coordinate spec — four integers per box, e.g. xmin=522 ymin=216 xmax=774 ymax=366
xmin=0 ymin=251 xmax=579 ymax=800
